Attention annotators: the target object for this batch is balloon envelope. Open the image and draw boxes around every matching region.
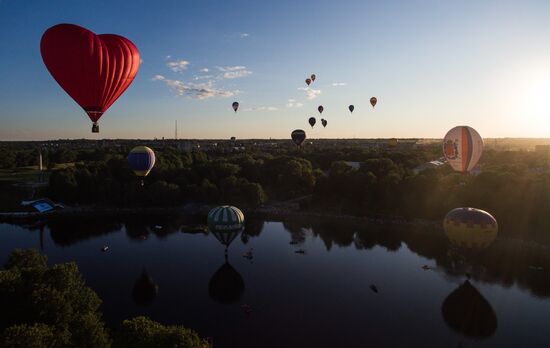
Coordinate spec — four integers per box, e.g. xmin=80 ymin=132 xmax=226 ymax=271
xmin=305 ymin=78 xmax=312 ymax=86
xmin=308 ymin=117 xmax=316 ymax=128
xmin=443 ymin=126 xmax=483 ymax=172
xmin=370 ymin=97 xmax=377 ymax=107
xmin=208 ymin=206 xmax=245 ymax=235
xmin=132 ymin=270 xmax=158 ymax=306
xmin=128 ymin=146 xmax=155 ymax=177
xmin=232 ymin=102 xmax=239 ymax=112
xmin=321 ymin=119 xmax=327 ymax=128
xmin=310 ymin=74 xmax=316 ymax=81
xmin=41 ymin=23 xmax=140 ymax=128
xmin=443 ymin=207 xmax=498 ymax=250
xmin=318 ymin=105 xmax=324 ymax=114
xmin=349 ymin=105 xmax=354 ymax=113
xmin=291 ymin=129 xmax=306 ymax=147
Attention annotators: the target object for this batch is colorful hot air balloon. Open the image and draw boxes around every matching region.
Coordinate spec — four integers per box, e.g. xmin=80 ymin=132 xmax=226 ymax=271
xmin=317 ymin=105 xmax=324 ymax=114
xmin=232 ymin=102 xmax=239 ymax=112
xmin=321 ymin=119 xmax=327 ymax=128
xmin=128 ymin=146 xmax=155 ymax=185
xmin=443 ymin=208 xmax=498 ymax=250
xmin=311 ymin=74 xmax=316 ymax=82
xmin=308 ymin=117 xmax=316 ymax=128
xmin=441 ymin=280 xmax=497 ymax=338
xmin=291 ymin=129 xmax=306 ymax=147
xmin=443 ymin=126 xmax=483 ymax=173
xmin=370 ymin=97 xmax=377 ymax=108
xmin=349 ymin=105 xmax=354 ymax=113
xmin=305 ymin=78 xmax=312 ymax=86
xmin=41 ymin=24 xmax=140 ymax=133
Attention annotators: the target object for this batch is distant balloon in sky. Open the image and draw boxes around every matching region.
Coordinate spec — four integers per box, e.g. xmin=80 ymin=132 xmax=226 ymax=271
xmin=321 ymin=119 xmax=327 ymax=128
xmin=348 ymin=105 xmax=354 ymax=113
xmin=443 ymin=126 xmax=483 ymax=172
xmin=305 ymin=78 xmax=312 ymax=86
xmin=443 ymin=207 xmax=498 ymax=250
xmin=128 ymin=146 xmax=155 ymax=183
xmin=310 ymin=74 xmax=316 ymax=82
xmin=40 ymin=23 xmax=140 ymax=133
xmin=370 ymin=97 xmax=377 ymax=108
xmin=291 ymin=129 xmax=306 ymax=147
xmin=318 ymin=105 xmax=324 ymax=114
xmin=232 ymin=102 xmax=239 ymax=112
xmin=308 ymin=117 xmax=316 ymax=128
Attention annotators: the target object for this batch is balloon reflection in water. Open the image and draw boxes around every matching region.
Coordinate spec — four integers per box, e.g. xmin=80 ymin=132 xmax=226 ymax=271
xmin=441 ymin=280 xmax=497 ymax=338
xmin=132 ymin=269 xmax=158 ymax=306
xmin=208 ymin=261 xmax=245 ymax=305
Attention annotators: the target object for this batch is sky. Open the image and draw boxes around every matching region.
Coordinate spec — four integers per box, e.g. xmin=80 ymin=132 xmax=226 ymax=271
xmin=1 ymin=0 xmax=550 ymax=140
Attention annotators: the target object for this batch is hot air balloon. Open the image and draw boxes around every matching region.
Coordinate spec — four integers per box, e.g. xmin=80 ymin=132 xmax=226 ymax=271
xmin=41 ymin=24 xmax=140 ymax=133
xmin=321 ymin=119 xmax=327 ymax=128
xmin=305 ymin=78 xmax=312 ymax=86
xmin=309 ymin=117 xmax=316 ymax=128
xmin=208 ymin=206 xmax=244 ymax=254
xmin=232 ymin=102 xmax=239 ymax=112
xmin=370 ymin=97 xmax=377 ymax=108
xmin=349 ymin=105 xmax=354 ymax=113
xmin=318 ymin=105 xmax=324 ymax=114
xmin=291 ymin=129 xmax=306 ymax=147
xmin=443 ymin=208 xmax=498 ymax=250
xmin=443 ymin=126 xmax=483 ymax=173
xmin=441 ymin=280 xmax=497 ymax=338
xmin=311 ymin=74 xmax=316 ymax=82
xmin=128 ymin=146 xmax=155 ymax=185
xmin=132 ymin=269 xmax=158 ymax=306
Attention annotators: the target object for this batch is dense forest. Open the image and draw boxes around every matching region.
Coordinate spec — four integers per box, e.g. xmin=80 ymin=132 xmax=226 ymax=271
xmin=2 ymin=140 xmax=550 ymax=241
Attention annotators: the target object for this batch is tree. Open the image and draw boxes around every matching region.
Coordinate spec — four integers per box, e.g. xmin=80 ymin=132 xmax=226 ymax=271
xmin=114 ymin=317 xmax=209 ymax=348
xmin=0 ymin=249 xmax=111 ymax=348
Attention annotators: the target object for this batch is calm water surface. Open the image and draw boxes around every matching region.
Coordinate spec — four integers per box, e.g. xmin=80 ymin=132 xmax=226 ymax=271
xmin=1 ymin=217 xmax=549 ymax=347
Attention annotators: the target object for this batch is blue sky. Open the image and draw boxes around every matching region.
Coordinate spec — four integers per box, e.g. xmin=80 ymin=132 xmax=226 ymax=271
xmin=1 ymin=0 xmax=550 ymax=140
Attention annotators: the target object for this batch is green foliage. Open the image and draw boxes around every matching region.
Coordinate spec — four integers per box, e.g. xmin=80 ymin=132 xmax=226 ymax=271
xmin=114 ymin=317 xmax=209 ymax=348
xmin=0 ymin=249 xmax=111 ymax=348
xmin=1 ymin=323 xmax=56 ymax=348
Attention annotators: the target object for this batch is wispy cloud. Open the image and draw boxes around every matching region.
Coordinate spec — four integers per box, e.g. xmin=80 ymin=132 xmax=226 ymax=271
xmin=217 ymin=66 xmax=252 ymax=79
xmin=199 ymin=68 xmax=209 ymax=73
xmin=240 ymin=33 xmax=250 ymax=38
xmin=153 ymin=75 xmax=237 ymax=99
xmin=166 ymin=59 xmax=190 ymax=72
xmin=286 ymin=99 xmax=304 ymax=108
xmin=331 ymin=82 xmax=347 ymax=87
xmin=243 ymin=106 xmax=278 ymax=112
xmin=298 ymin=87 xmax=322 ymax=100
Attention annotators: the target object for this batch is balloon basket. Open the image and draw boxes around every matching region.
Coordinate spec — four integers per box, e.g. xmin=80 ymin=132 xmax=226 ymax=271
xmin=92 ymin=123 xmax=99 ymax=133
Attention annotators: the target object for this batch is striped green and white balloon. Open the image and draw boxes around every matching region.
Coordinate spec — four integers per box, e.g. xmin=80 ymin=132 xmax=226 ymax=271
xmin=207 ymin=206 xmax=245 ymax=248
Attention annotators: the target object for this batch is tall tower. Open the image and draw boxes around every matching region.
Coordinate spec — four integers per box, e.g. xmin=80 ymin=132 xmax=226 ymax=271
xmin=38 ymin=150 xmax=43 ymax=171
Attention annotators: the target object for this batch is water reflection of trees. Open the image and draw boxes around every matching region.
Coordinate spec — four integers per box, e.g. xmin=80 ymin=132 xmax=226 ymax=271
xmin=281 ymin=220 xmax=550 ymax=298
xmin=47 ymin=219 xmax=123 ymax=246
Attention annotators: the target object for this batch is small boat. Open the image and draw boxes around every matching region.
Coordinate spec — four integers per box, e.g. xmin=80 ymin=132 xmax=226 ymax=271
xmin=154 ymin=225 xmax=163 ymax=230
xmin=101 ymin=245 xmax=109 ymax=252
xmin=243 ymin=248 xmax=254 ymax=260
xmin=295 ymin=249 xmax=306 ymax=255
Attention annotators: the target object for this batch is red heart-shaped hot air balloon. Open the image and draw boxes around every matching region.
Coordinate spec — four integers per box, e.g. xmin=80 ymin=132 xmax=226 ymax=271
xmin=40 ymin=23 xmax=140 ymax=132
